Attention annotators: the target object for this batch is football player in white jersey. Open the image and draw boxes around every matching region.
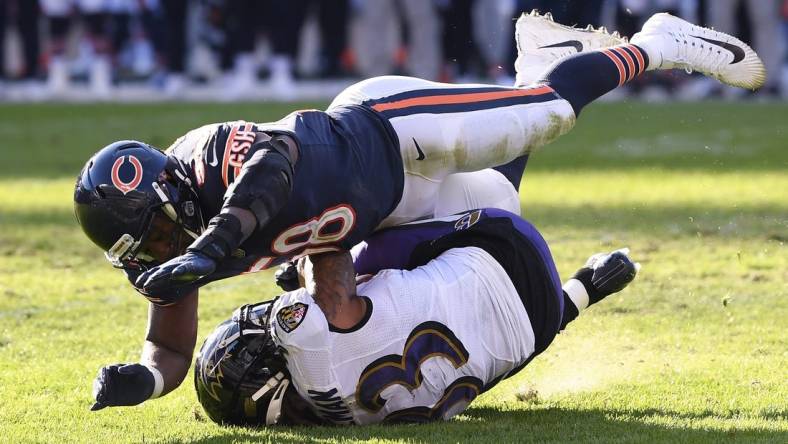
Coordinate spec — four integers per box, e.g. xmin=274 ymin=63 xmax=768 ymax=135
xmin=192 ymin=208 xmax=640 ymax=425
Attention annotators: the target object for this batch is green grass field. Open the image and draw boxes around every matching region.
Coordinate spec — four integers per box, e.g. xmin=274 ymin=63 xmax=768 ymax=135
xmin=0 ymin=101 xmax=786 ymax=443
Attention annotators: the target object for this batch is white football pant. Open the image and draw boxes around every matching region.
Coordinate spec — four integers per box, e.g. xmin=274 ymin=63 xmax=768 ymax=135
xmin=328 ymin=75 xmax=576 ymax=226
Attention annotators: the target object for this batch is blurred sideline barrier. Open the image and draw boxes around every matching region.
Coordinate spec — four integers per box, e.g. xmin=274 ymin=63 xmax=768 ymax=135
xmin=0 ymin=0 xmax=786 ymax=102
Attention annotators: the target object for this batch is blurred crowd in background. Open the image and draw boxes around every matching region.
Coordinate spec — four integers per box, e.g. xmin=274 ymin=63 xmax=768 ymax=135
xmin=1 ymin=0 xmax=786 ymax=101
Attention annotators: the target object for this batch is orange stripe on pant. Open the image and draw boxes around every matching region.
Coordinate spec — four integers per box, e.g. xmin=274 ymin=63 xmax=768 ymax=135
xmin=601 ymin=49 xmax=627 ymax=86
xmin=371 ymin=85 xmax=555 ymax=113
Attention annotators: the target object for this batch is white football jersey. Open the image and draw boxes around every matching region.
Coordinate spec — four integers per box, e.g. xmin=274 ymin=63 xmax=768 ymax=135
xmin=269 ymin=246 xmax=536 ymax=425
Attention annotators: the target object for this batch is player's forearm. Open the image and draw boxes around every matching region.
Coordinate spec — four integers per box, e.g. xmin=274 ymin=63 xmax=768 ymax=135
xmin=141 ymin=290 xmax=198 ymax=395
xmin=140 ymin=340 xmax=192 ymax=395
xmin=299 ymin=251 xmax=366 ymax=329
xmin=220 ymin=206 xmax=257 ymax=241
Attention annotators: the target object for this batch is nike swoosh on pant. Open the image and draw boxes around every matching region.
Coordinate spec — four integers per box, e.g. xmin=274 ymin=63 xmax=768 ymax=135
xmin=692 ymin=36 xmax=745 ymax=64
xmin=412 ymin=138 xmax=425 ymax=161
xmin=538 ymin=40 xmax=583 ymax=53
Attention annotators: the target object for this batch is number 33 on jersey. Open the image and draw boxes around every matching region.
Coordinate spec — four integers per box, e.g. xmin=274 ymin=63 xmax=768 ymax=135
xmin=269 ymin=247 xmax=537 ymax=424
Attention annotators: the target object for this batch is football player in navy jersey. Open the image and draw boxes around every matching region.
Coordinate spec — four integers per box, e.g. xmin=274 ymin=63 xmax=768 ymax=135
xmin=83 ymin=12 xmax=764 ymax=411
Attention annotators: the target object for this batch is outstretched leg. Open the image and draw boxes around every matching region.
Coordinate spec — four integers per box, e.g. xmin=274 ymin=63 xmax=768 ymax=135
xmin=540 ymin=43 xmax=651 ymax=116
xmin=332 ymin=13 xmax=765 ymax=226
xmin=357 ymin=43 xmax=651 ymax=224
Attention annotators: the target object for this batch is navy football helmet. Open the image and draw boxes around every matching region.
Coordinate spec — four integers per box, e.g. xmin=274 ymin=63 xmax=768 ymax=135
xmin=74 ymin=140 xmax=204 ymax=271
xmin=194 ymin=300 xmax=321 ymax=426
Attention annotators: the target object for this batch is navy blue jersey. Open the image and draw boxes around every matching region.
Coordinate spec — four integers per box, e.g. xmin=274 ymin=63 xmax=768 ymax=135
xmin=351 ymin=208 xmax=564 ymax=356
xmin=156 ymin=104 xmax=403 ymax=287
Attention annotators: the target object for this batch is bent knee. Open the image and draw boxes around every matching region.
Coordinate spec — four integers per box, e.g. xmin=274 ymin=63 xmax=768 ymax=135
xmin=434 ymin=169 xmax=521 ymax=217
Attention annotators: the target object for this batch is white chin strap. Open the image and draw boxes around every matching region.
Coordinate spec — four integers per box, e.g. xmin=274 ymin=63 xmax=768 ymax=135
xmin=251 ymin=372 xmax=286 ymax=402
xmin=249 ymin=371 xmax=289 ymax=425
xmin=265 ymin=378 xmax=290 ymax=425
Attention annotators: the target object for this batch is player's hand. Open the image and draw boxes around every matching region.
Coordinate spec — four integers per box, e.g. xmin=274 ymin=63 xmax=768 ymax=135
xmin=275 ymin=261 xmax=301 ymax=291
xmin=572 ymin=248 xmax=640 ymax=304
xmin=90 ymin=364 xmax=155 ymax=411
xmin=135 ymin=251 xmax=216 ymax=294
xmin=135 ymin=212 xmax=245 ymax=294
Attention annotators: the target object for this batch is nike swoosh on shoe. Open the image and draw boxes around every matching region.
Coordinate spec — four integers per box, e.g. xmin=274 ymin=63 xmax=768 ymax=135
xmin=538 ymin=40 xmax=584 ymax=52
xmin=692 ymin=36 xmax=745 ymax=64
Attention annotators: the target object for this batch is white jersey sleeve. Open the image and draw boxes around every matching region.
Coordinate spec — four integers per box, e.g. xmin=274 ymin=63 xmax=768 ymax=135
xmin=269 ymin=289 xmax=334 ymax=389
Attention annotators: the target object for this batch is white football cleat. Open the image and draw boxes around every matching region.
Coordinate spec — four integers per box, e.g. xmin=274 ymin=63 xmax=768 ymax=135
xmin=631 ymin=12 xmax=766 ymax=90
xmin=514 ymin=9 xmax=627 ymax=86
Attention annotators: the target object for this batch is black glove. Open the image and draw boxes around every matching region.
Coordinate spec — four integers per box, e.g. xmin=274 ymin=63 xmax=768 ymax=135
xmin=91 ymin=363 xmax=156 ymax=411
xmin=136 ymin=213 xmax=243 ymax=294
xmin=572 ymin=248 xmax=640 ymax=305
xmin=136 ymin=251 xmax=217 ymax=294
xmin=275 ymin=261 xmax=300 ymax=291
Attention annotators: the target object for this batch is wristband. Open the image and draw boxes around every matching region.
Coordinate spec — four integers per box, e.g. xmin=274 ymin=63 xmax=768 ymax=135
xmin=144 ymin=364 xmax=165 ymax=399
xmin=562 ymin=278 xmax=589 ymax=312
